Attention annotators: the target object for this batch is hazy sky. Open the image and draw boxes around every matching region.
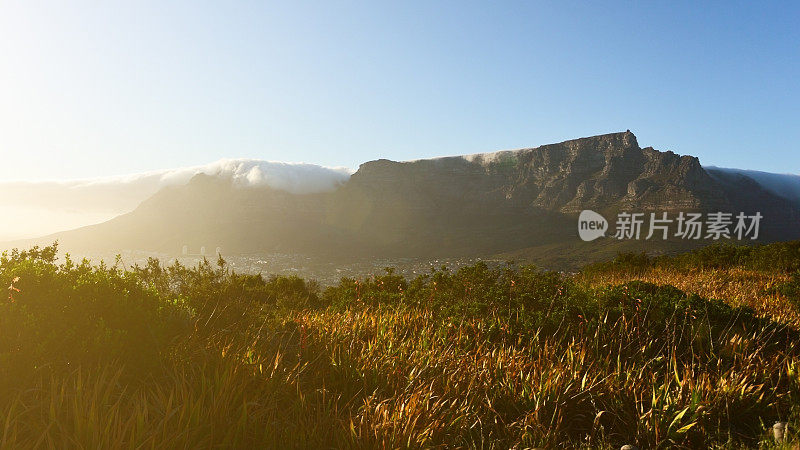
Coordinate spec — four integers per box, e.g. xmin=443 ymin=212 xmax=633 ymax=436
xmin=1 ymin=1 xmax=798 ymax=181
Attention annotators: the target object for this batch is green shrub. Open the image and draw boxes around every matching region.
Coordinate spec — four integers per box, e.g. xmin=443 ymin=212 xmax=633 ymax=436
xmin=0 ymin=245 xmax=185 ymax=386
xmin=584 ymin=240 xmax=800 ymax=273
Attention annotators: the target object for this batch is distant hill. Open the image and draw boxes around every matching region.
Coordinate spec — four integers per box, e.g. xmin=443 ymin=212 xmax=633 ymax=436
xmin=8 ymin=131 xmax=800 ymax=269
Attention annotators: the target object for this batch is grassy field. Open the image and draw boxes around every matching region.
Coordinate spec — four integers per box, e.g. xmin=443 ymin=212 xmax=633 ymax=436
xmin=0 ymin=242 xmax=799 ymax=448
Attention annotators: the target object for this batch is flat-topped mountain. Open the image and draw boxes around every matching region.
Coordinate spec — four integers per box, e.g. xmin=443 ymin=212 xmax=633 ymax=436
xmin=341 ymin=131 xmax=724 ymax=214
xmin=10 ymin=131 xmax=800 ymax=268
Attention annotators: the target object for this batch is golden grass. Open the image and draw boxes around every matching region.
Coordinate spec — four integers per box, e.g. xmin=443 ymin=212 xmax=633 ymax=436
xmin=1 ymin=296 xmax=796 ymax=448
xmin=293 ymin=303 xmax=800 ymax=448
xmin=580 ymin=267 xmax=800 ymax=327
xmin=2 ymin=246 xmax=799 ymax=448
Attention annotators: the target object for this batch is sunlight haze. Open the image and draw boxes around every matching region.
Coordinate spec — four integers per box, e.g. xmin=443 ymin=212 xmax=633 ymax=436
xmin=1 ymin=1 xmax=798 ymax=182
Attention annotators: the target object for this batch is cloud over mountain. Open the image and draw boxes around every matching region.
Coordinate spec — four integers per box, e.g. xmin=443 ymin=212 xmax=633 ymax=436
xmin=3 ymin=141 xmax=799 ymax=245
xmin=0 ymin=159 xmax=353 ymax=240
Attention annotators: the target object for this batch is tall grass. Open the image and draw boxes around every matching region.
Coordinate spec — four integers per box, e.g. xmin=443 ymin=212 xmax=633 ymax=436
xmin=0 ymin=242 xmax=798 ymax=448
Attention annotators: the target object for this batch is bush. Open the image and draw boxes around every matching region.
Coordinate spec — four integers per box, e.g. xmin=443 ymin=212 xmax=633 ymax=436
xmin=0 ymin=244 xmax=185 ymax=386
xmin=767 ymin=271 xmax=800 ymax=308
xmin=584 ymin=240 xmax=800 ymax=273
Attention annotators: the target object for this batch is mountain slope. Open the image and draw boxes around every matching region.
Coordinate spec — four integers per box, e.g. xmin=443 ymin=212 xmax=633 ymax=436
xmin=11 ymin=131 xmax=800 ymax=267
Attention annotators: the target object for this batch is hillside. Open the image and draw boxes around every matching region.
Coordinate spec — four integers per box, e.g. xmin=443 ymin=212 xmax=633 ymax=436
xmin=0 ymin=240 xmax=798 ymax=447
xmin=10 ymin=131 xmax=800 ymax=268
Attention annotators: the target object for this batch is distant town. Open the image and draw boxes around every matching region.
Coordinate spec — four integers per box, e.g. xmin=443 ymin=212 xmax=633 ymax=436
xmin=68 ymin=249 xmax=502 ymax=286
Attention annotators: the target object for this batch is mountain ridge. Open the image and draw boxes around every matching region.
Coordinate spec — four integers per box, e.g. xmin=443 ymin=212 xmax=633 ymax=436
xmin=6 ymin=131 xmax=800 ymax=268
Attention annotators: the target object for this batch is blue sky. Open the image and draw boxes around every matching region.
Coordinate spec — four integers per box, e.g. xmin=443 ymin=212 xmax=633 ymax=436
xmin=1 ymin=1 xmax=798 ymax=180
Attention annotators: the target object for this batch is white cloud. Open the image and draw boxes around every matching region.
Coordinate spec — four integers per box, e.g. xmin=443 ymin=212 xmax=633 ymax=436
xmin=0 ymin=159 xmax=354 ymax=240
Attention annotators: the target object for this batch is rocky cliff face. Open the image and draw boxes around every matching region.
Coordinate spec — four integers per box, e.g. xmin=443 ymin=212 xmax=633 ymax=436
xmin=339 ymin=131 xmax=728 ymax=215
xmin=319 ymin=130 xmax=800 ymax=257
xmin=20 ymin=131 xmax=800 ymax=263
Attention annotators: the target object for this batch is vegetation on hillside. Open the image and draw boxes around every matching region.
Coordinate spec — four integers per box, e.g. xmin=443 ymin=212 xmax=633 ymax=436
xmin=0 ymin=242 xmax=799 ymax=448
